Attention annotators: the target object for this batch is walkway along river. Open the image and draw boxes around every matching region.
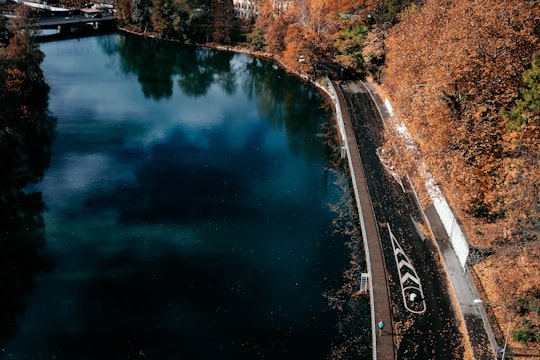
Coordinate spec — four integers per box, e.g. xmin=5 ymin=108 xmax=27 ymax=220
xmin=329 ymin=79 xmax=467 ymax=360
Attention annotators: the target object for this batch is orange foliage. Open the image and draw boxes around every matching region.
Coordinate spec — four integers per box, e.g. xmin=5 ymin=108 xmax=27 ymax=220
xmin=254 ymin=0 xmax=360 ymax=73
xmin=281 ymin=24 xmax=306 ymax=72
xmin=384 ymin=0 xmax=540 ymax=341
xmin=385 ymin=0 xmax=539 ymax=242
xmin=474 ymin=244 xmax=540 ymax=347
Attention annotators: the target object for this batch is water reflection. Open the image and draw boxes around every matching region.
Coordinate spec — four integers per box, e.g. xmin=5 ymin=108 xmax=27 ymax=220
xmin=116 ymin=34 xmax=236 ymax=99
xmin=113 ymin=34 xmax=330 ymax=164
xmin=85 ymin=128 xmax=253 ymax=224
xmin=0 ymin=81 xmax=57 ymax=341
xmin=176 ymin=47 xmax=236 ymax=97
xmin=3 ymin=34 xmax=369 ymax=359
xmin=0 ymin=192 xmax=53 ymax=340
xmin=116 ymin=35 xmax=175 ymax=99
xmin=242 ymin=58 xmax=332 ymax=161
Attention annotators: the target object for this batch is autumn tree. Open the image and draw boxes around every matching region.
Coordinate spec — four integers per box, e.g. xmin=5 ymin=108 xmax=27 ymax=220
xmin=295 ymin=0 xmax=336 ymax=37
xmin=281 ymin=23 xmax=307 ymax=72
xmin=334 ymin=0 xmax=365 ymax=14
xmin=254 ymin=0 xmax=363 ymax=73
xmin=252 ymin=0 xmax=293 ymax=53
xmin=290 ymin=0 xmax=339 ymax=70
xmin=0 ymin=6 xmax=56 ymax=192
xmin=116 ymin=0 xmax=133 ymax=26
xmin=210 ymin=0 xmax=236 ymax=44
xmin=361 ymin=23 xmax=385 ymax=76
xmin=151 ymin=0 xmax=182 ymax=38
xmin=385 ymin=0 xmax=538 ymax=221
xmin=384 ymin=0 xmax=540 ymax=345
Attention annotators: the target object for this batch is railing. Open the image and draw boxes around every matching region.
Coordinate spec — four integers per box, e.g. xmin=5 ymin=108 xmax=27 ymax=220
xmin=468 ymin=268 xmax=501 ymax=357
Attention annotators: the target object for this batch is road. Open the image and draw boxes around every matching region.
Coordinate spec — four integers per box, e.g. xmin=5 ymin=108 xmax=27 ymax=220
xmin=339 ymin=80 xmax=465 ymax=359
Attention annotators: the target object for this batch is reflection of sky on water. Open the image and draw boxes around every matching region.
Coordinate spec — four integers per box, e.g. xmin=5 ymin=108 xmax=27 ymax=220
xmin=49 ymin=71 xmax=259 ymax=147
xmin=5 ymin=34 xmax=351 ymax=359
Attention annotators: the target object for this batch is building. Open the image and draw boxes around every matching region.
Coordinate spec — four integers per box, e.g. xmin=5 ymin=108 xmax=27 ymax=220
xmin=233 ymin=0 xmax=257 ymax=19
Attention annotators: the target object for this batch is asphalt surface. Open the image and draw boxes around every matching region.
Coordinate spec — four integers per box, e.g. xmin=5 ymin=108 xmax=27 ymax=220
xmin=339 ymin=80 xmax=465 ymax=359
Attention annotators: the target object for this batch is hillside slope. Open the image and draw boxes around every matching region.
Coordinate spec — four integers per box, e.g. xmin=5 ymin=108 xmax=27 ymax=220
xmin=382 ymin=0 xmax=540 ymax=348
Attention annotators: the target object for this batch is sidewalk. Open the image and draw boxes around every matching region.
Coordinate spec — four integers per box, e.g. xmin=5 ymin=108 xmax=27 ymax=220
xmin=425 ymin=205 xmax=495 ymax=360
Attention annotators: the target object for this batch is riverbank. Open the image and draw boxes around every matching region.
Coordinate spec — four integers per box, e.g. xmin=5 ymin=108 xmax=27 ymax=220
xmin=18 ymin=33 xmax=359 ymax=360
xmin=117 ymin=24 xmax=472 ymax=352
xmin=116 ymin=24 xmax=540 ymax=357
xmin=118 ymin=25 xmax=328 ymax=92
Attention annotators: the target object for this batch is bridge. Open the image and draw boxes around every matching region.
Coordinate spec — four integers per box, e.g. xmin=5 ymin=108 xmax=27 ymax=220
xmin=3 ymin=0 xmax=117 ymax=33
xmin=33 ymin=13 xmax=117 ymax=32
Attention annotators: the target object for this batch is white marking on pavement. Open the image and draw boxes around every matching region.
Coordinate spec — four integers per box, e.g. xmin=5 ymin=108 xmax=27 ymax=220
xmin=389 ymin=225 xmax=427 ymax=315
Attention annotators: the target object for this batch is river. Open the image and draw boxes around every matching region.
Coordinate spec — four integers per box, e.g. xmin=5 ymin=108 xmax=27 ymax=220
xmin=1 ymin=33 xmax=370 ymax=359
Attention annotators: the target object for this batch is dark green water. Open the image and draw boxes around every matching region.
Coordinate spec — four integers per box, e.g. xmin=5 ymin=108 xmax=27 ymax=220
xmin=1 ymin=34 xmax=369 ymax=359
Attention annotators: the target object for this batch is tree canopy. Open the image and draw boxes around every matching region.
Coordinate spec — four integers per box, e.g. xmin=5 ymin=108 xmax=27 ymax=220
xmin=0 ymin=6 xmax=56 ymax=193
xmin=383 ymin=0 xmax=540 ymax=344
xmin=117 ymin=0 xmax=235 ymax=43
xmin=384 ymin=0 xmax=539 ymax=243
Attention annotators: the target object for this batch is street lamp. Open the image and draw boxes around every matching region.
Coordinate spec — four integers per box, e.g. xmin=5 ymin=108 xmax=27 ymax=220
xmin=474 ymin=299 xmax=512 ymax=360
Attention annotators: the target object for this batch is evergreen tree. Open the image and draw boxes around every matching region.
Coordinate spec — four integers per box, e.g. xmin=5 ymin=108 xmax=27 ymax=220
xmin=505 ymin=54 xmax=540 ymax=130
xmin=132 ymin=0 xmax=153 ymax=30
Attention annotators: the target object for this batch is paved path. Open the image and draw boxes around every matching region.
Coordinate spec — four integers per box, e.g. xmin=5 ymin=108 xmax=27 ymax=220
xmin=425 ymin=205 xmax=494 ymax=359
xmin=332 ymin=79 xmax=473 ymax=359
xmin=349 ymin=80 xmax=495 ymax=359
xmin=332 ymin=81 xmax=396 ymax=360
